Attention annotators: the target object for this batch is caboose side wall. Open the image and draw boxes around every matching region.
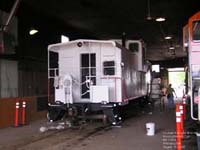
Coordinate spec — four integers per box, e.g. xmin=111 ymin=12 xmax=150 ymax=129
xmin=57 ymin=41 xmax=123 ymax=104
xmin=121 ymin=45 xmax=138 ymax=100
xmin=120 ymin=45 xmax=147 ymax=101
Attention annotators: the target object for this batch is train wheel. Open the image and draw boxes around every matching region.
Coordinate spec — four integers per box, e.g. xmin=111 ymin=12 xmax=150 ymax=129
xmin=68 ymin=106 xmax=78 ymax=117
xmin=47 ymin=106 xmax=66 ymax=122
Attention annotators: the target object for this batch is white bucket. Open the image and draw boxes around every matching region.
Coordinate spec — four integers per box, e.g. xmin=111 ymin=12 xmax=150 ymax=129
xmin=146 ymin=122 xmax=155 ymax=136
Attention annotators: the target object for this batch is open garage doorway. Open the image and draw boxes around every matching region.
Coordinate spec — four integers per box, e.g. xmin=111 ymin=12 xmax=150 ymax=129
xmin=168 ymin=68 xmax=185 ymax=100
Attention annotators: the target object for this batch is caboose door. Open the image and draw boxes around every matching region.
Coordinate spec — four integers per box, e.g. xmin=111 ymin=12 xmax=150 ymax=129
xmin=80 ymin=53 xmax=97 ymax=99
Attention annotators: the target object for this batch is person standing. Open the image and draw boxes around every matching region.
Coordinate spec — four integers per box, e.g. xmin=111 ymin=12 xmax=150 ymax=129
xmin=160 ymin=87 xmax=167 ymax=110
xmin=167 ymin=84 xmax=177 ymax=108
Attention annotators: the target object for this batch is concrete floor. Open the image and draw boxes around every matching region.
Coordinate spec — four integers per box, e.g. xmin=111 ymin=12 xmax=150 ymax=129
xmin=68 ymin=109 xmax=189 ymax=150
xmin=0 ymin=102 xmax=197 ymax=150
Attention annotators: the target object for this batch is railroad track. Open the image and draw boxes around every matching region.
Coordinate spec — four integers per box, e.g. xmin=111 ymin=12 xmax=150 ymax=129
xmin=1 ymin=122 xmax=110 ymax=150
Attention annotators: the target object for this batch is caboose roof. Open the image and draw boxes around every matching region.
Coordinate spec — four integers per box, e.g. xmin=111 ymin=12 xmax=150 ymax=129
xmin=48 ymin=39 xmax=117 ymax=53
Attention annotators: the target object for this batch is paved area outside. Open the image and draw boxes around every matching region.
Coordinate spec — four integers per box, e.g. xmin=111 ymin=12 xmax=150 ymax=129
xmin=0 ymin=101 xmax=197 ymax=150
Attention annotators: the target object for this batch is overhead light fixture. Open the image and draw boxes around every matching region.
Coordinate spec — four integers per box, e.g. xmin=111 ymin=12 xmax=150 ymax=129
xmin=155 ymin=17 xmax=166 ymax=22
xmin=164 ymin=36 xmax=172 ymax=40
xmin=169 ymin=46 xmax=175 ymax=50
xmin=29 ymin=29 xmax=38 ymax=35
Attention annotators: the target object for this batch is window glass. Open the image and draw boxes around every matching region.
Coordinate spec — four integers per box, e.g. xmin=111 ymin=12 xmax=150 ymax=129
xmin=81 ymin=54 xmax=96 ymax=67
xmin=90 ymin=54 xmax=96 ymax=67
xmin=193 ymin=21 xmax=200 ymax=41
xmin=129 ymin=43 xmax=139 ymax=52
xmin=80 ymin=53 xmax=96 ymax=98
xmin=103 ymin=61 xmax=115 ymax=75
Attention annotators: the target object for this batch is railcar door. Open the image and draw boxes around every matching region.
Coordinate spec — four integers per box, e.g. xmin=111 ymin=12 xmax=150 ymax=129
xmin=80 ymin=53 xmax=96 ymax=99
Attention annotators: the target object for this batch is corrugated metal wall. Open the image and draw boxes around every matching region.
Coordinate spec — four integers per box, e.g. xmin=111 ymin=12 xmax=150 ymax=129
xmin=18 ymin=59 xmax=47 ymax=97
xmin=0 ymin=59 xmax=18 ymax=98
xmin=0 ymin=59 xmax=47 ymax=98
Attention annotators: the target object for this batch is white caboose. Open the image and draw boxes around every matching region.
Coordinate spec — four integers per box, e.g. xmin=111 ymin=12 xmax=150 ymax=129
xmin=47 ymin=39 xmax=151 ymax=125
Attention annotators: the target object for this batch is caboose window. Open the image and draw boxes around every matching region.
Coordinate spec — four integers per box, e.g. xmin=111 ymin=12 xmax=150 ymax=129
xmin=103 ymin=61 xmax=115 ymax=75
xmin=193 ymin=21 xmax=200 ymax=41
xmin=129 ymin=43 xmax=139 ymax=52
